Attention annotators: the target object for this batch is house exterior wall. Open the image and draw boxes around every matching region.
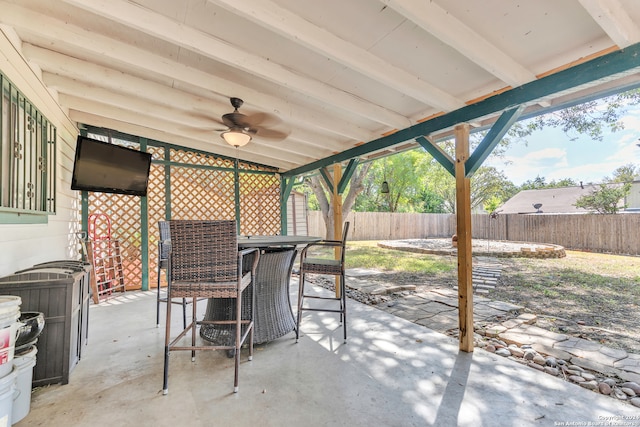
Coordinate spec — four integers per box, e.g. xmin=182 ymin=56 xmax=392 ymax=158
xmin=0 ymin=33 xmax=81 ymax=276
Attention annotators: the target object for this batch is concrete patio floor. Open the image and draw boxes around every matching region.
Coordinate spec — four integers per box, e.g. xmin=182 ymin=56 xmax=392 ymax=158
xmin=17 ymin=279 xmax=639 ymax=427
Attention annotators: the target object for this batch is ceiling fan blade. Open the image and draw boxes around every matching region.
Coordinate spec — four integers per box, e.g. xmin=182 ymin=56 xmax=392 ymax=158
xmin=251 ymin=127 xmax=290 ymax=141
xmin=222 ymin=112 xmax=251 ymax=128
xmin=243 ymin=112 xmax=282 ymax=128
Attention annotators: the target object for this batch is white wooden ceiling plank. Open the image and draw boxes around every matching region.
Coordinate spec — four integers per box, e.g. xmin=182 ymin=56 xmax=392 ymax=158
xmin=380 ymin=0 xmax=536 ymax=87
xmin=208 ymin=0 xmax=464 ymax=112
xmin=60 ymin=0 xmax=410 ymax=128
xmin=578 ymin=0 xmax=640 ymax=48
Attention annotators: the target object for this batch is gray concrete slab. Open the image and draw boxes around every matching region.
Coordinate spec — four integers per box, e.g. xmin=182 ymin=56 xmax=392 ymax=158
xmin=19 ymin=283 xmax=639 ymax=427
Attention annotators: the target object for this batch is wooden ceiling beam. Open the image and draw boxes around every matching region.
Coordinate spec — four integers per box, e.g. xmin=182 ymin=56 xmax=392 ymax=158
xmin=208 ymin=0 xmax=464 ymax=112
xmin=60 ymin=0 xmax=410 ymax=128
xmin=381 ymin=0 xmax=536 ymax=87
xmin=19 ymin=41 xmax=374 ymax=144
xmin=578 ymin=0 xmax=640 ymax=48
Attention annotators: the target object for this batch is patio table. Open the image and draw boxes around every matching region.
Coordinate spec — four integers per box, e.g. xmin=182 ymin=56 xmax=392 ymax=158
xmin=200 ymin=235 xmax=321 ymax=345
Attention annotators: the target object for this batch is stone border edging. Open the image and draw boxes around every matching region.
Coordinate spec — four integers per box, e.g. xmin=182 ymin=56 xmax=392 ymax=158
xmin=378 ymin=239 xmax=566 ymax=259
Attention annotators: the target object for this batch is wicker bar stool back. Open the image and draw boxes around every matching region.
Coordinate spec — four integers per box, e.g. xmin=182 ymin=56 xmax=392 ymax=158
xmin=156 ymin=221 xmax=188 ymax=329
xmin=296 ymin=222 xmax=350 ymax=344
xmin=162 ymin=220 xmax=259 ymax=395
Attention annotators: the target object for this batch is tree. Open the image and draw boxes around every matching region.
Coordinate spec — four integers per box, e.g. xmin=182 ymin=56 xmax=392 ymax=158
xmin=606 ymin=163 xmax=640 ymax=183
xmin=574 ymin=183 xmax=631 ymax=214
xmin=426 ymin=165 xmax=517 ymax=213
xmin=519 ymin=176 xmax=577 ymax=190
xmin=307 ymin=162 xmax=372 ymax=238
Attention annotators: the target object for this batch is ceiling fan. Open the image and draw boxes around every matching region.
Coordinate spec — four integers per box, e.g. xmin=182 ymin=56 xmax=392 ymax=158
xmin=215 ymin=97 xmax=289 ymax=147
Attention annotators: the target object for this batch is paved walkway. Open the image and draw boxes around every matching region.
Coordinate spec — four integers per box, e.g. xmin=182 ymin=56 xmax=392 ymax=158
xmin=345 ymin=259 xmax=640 ymax=385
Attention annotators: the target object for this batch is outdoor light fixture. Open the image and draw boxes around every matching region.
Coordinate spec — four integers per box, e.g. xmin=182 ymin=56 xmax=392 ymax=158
xmin=221 ymin=129 xmax=252 ymax=147
xmin=381 ymin=181 xmax=390 ymax=194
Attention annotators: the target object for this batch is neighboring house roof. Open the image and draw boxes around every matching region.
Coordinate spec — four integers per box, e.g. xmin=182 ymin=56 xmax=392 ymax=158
xmin=499 ymin=184 xmax=622 ymax=214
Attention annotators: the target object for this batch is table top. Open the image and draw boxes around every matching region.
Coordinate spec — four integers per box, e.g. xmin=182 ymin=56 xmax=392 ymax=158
xmin=237 ymin=235 xmax=321 ymax=248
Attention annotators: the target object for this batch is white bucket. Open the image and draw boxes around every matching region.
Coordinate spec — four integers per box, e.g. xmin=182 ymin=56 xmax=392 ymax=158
xmin=0 ymin=297 xmax=21 ymax=380
xmin=0 ymin=367 xmax=16 ymax=427
xmin=12 ymin=346 xmax=36 ymax=424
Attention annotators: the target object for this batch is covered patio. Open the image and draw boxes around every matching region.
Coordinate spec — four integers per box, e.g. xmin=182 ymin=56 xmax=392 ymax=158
xmin=23 ymin=284 xmax=639 ymax=427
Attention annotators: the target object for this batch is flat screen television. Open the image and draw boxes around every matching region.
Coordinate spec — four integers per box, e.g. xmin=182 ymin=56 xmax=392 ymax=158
xmin=71 ymin=135 xmax=152 ymax=196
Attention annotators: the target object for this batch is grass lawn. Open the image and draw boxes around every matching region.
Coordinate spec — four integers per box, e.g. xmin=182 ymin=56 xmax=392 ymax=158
xmin=343 ymin=241 xmax=640 ymax=354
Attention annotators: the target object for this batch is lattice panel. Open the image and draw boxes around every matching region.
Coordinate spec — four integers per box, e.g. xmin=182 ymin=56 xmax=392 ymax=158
xmin=170 ymin=166 xmax=235 ymax=220
xmin=240 ymin=173 xmax=280 ymax=235
xmin=147 ymin=162 xmax=166 ymax=289
xmin=170 ymin=147 xmax=233 ymax=168
xmin=88 ymin=192 xmax=141 ymax=290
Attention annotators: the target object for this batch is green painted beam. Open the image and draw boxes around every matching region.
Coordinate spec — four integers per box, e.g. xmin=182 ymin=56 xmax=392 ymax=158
xmin=337 ymin=159 xmax=359 ymax=195
xmin=465 ymin=105 xmax=525 ymax=177
xmin=319 ymin=167 xmax=334 ymax=193
xmin=416 ymin=136 xmax=455 ymax=176
xmin=82 ymin=124 xmax=278 ymax=172
xmin=282 ymin=42 xmax=640 ymax=178
xmin=139 ymin=137 xmax=149 ymax=291
xmin=164 ymin=146 xmax=171 ymax=220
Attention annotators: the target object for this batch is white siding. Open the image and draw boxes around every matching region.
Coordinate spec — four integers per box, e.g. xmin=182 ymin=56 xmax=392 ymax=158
xmin=0 ymin=33 xmax=80 ymax=276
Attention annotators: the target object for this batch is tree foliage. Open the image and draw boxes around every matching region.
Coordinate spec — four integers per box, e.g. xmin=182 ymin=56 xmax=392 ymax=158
xmin=510 ymin=89 xmax=640 ymax=142
xmin=574 ymin=183 xmax=631 ymax=214
xmin=519 ymin=176 xmax=577 ymax=190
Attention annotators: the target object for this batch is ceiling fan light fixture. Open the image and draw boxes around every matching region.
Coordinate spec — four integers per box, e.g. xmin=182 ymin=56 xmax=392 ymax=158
xmin=221 ymin=129 xmax=252 ymax=147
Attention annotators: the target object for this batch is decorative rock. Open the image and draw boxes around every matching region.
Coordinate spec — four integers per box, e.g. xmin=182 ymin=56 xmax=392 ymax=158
xmin=613 ymin=389 xmax=628 ymax=400
xmin=621 ymin=387 xmax=636 ymax=397
xmin=556 ymin=359 xmax=566 ymax=365
xmin=544 ymin=367 xmax=560 ymax=376
xmin=545 ymin=357 xmax=557 ymax=367
xmin=630 ymin=397 xmax=640 ymax=408
xmin=528 ymin=362 xmax=545 ymax=372
xmin=508 ymin=346 xmax=524 ymax=358
xmin=533 ymin=355 xmax=546 ymax=366
xmin=485 ymin=344 xmax=496 ymax=353
xmin=569 ymin=375 xmax=585 ymax=383
xmin=580 ymin=380 xmax=598 ymax=390
xmin=523 ymin=349 xmax=536 ymax=360
xmin=603 ymin=378 xmax=617 ymax=387
xmin=622 ymin=382 xmax=640 ymax=395
xmin=565 ymin=369 xmax=582 ymax=376
xmin=495 ymin=348 xmax=511 ymax=357
xmin=581 ymin=372 xmax=596 ymax=381
xmin=568 ymin=365 xmax=584 ymax=372
xmin=598 ymin=382 xmax=612 ymax=395
xmin=493 ymin=339 xmax=507 ymax=347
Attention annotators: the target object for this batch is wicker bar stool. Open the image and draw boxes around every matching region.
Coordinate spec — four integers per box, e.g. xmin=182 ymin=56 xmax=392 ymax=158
xmin=156 ymin=221 xmax=188 ymax=329
xmin=162 ymin=220 xmax=259 ymax=395
xmin=296 ymin=222 xmax=350 ymax=343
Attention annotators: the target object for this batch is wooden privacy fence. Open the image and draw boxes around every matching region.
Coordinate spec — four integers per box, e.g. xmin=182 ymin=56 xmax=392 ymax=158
xmin=307 ymin=211 xmax=640 ymax=255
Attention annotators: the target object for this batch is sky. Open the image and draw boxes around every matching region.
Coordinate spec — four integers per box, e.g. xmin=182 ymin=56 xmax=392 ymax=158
xmin=484 ymin=103 xmax=640 ymax=186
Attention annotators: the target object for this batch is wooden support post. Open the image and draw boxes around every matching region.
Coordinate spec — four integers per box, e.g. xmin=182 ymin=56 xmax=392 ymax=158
xmin=455 ymin=123 xmax=474 ymax=352
xmin=333 ymin=163 xmax=343 ymax=298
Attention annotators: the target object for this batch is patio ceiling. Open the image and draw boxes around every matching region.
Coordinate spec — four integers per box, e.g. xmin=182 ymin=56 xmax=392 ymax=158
xmin=2 ymin=0 xmax=640 ymax=173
